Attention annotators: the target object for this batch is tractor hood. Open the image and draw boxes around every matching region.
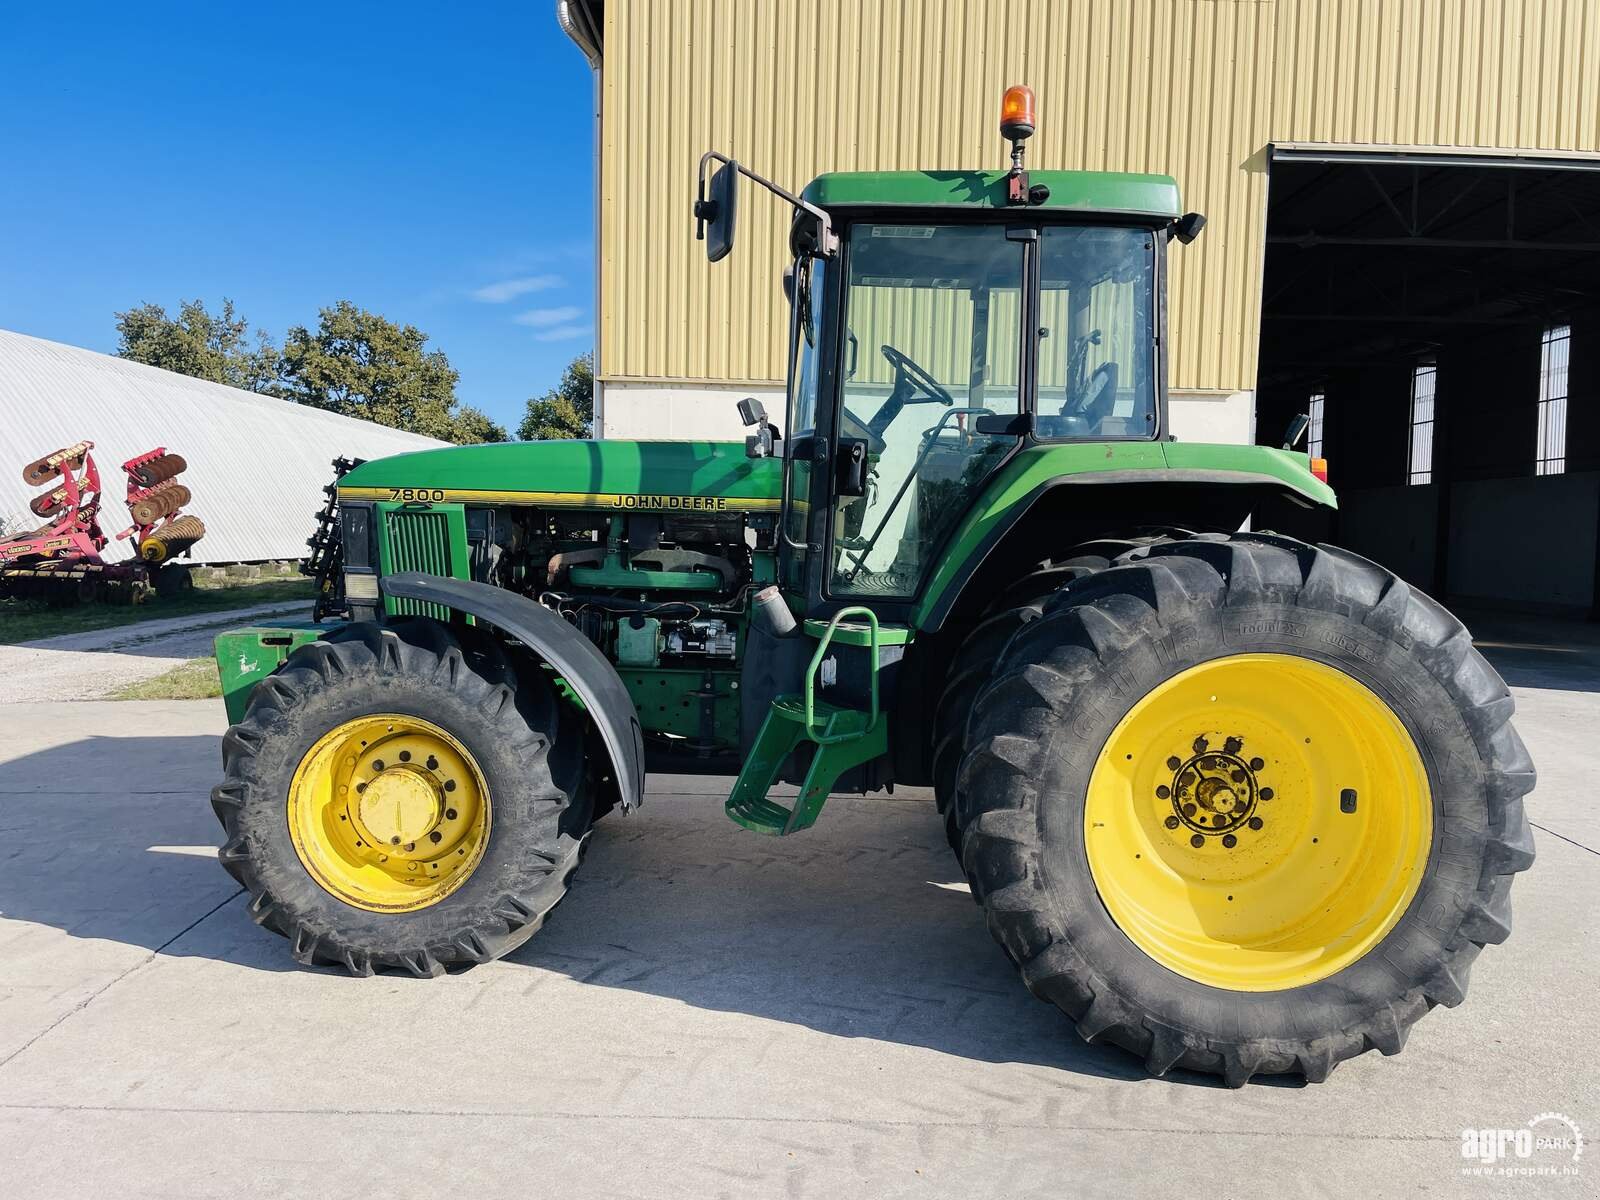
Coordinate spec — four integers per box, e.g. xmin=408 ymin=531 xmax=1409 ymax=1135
xmin=337 ymin=439 xmax=782 ymax=513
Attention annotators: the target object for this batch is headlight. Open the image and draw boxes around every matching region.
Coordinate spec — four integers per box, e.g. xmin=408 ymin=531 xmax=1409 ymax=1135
xmin=344 ymin=573 xmax=379 ymax=601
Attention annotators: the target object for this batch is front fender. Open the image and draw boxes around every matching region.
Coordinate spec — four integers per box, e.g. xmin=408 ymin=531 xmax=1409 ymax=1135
xmin=382 ymin=573 xmax=646 ymax=812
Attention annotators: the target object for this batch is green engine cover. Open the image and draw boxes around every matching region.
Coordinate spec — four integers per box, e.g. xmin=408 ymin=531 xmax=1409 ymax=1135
xmin=338 ymin=439 xmax=782 ymax=515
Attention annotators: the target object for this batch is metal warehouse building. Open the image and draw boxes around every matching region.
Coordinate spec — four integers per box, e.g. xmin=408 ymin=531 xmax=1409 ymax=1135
xmin=560 ymin=0 xmax=1600 ymax=616
xmin=0 ymin=329 xmax=447 ymax=564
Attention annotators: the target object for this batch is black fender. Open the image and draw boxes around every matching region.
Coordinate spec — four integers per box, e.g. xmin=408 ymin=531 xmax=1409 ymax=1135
xmin=382 ymin=573 xmax=645 ymax=812
xmin=917 ymin=470 xmax=1333 ymax=632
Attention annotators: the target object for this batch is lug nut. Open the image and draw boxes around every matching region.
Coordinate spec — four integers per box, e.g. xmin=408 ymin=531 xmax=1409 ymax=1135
xmin=1166 ymin=756 xmax=1181 ymax=771
xmin=427 ymin=756 xmax=439 ymax=770
xmin=373 ymin=759 xmax=385 ymax=771
xmin=1249 ymin=757 xmax=1265 ymax=771
xmin=1193 ymin=736 xmax=1209 ymax=753
xmin=1260 ymin=787 xmax=1274 ymax=801
xmin=444 ymin=780 xmax=457 ymax=793
xmin=1248 ymin=817 xmax=1264 ymax=830
xmin=429 ymin=831 xmax=442 ymax=844
xmin=1183 ymin=803 xmax=1197 ymax=817
xmin=1164 ymin=815 xmax=1180 ymax=829
xmin=445 ymin=808 xmax=458 ymax=821
xmin=404 ymin=842 xmax=415 ymax=852
xmin=390 ymin=836 xmax=401 ymax=846
xmin=1222 ymin=834 xmax=1237 ymax=848
xmin=399 ymin=751 xmax=411 ymax=762
xmin=1190 ymin=834 xmax=1205 ymax=848
xmin=1156 ymin=785 xmax=1171 ymax=800
xmin=1223 ymin=736 xmax=1243 ymax=754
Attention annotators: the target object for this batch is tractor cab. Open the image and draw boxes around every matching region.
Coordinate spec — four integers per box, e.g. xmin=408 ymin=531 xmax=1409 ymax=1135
xmin=695 ymin=85 xmax=1193 ymax=622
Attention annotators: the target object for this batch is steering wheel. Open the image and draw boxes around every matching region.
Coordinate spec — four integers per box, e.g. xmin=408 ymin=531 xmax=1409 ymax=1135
xmin=880 ymin=344 xmax=954 ymax=407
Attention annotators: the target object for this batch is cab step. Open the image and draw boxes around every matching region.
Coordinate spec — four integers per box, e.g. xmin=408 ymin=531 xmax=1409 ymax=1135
xmin=725 ymin=697 xmax=889 ymax=835
xmin=723 ymin=607 xmax=895 ymax=836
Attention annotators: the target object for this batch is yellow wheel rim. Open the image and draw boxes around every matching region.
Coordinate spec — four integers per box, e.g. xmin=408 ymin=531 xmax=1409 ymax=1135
xmin=288 ymin=714 xmax=491 ymax=913
xmin=1084 ymin=653 xmax=1433 ymax=991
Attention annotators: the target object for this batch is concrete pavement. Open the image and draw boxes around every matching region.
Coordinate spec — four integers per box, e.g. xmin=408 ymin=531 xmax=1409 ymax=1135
xmin=0 ymin=601 xmax=309 ymax=701
xmin=0 ymin=631 xmax=1595 ymax=1197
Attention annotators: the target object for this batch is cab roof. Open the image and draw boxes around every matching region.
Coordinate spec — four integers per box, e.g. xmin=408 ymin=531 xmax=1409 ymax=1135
xmin=802 ymin=169 xmax=1182 ymax=220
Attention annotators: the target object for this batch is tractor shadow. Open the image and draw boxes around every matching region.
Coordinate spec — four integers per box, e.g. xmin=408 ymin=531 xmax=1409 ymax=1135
xmin=0 ymin=732 xmax=300 ymax=972
xmin=0 ymin=733 xmax=1269 ymax=1085
xmin=505 ymin=778 xmax=1285 ymax=1088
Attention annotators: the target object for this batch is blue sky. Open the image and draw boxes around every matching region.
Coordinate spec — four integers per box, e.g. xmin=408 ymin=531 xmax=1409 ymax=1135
xmin=0 ymin=1 xmax=594 ymax=430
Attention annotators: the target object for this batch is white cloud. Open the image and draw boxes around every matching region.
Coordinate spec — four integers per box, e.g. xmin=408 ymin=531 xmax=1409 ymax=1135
xmin=514 ymin=305 xmax=583 ymax=329
xmin=532 ymin=324 xmax=592 ymax=343
xmin=471 ymin=275 xmax=562 ymax=303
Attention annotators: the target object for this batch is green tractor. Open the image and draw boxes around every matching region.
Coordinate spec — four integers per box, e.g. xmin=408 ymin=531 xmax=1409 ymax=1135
xmin=211 ymin=88 xmax=1534 ymax=1086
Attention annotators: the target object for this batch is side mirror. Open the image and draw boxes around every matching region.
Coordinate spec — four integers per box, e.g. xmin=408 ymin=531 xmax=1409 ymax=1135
xmin=739 ymin=397 xmax=779 ymax=459
xmin=694 ymin=158 xmax=740 ymax=262
xmin=1282 ymin=412 xmax=1310 ymax=450
xmin=1172 ymin=211 xmax=1207 ymax=244
xmin=737 ymin=397 xmax=767 ymax=428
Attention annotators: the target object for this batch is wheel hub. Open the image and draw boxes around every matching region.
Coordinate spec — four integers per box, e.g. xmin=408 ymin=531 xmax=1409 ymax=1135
xmin=357 ymin=769 xmax=443 ymax=847
xmin=1165 ymin=737 xmax=1266 ymax=839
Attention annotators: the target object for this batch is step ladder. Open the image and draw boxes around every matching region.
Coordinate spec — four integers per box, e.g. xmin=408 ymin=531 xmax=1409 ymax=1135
xmin=725 ymin=607 xmax=891 ymax=836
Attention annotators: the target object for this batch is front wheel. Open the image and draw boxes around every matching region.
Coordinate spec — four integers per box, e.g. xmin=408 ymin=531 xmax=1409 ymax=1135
xmin=212 ymin=619 xmax=590 ymax=976
xmin=954 ymin=533 xmax=1536 ymax=1085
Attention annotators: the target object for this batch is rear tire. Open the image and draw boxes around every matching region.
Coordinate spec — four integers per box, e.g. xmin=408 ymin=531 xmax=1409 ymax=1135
xmin=952 ymin=532 xmax=1536 ymax=1085
xmin=212 ymin=619 xmax=589 ymax=976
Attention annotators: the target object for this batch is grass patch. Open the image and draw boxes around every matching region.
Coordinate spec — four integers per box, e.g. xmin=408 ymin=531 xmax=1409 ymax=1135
xmin=110 ymin=657 xmax=223 ymax=701
xmin=0 ymin=575 xmax=315 ymax=645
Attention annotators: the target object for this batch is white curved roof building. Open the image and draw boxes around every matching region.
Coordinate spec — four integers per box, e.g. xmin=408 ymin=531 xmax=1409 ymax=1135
xmin=0 ymin=328 xmax=448 ymax=564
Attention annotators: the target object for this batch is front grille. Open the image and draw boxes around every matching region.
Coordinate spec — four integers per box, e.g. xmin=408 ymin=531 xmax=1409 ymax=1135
xmin=384 ymin=509 xmax=452 ymax=618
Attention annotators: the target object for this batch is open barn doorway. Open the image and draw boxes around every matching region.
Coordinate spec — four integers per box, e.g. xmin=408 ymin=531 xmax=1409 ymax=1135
xmin=1256 ymin=147 xmax=1600 ymax=618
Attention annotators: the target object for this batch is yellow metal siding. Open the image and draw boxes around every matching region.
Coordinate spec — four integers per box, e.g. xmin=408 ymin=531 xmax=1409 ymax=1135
xmin=598 ymin=0 xmax=1600 ymax=396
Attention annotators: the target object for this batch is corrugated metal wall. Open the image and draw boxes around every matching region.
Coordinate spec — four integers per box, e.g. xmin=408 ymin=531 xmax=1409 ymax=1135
xmin=598 ymin=0 xmax=1600 ymax=396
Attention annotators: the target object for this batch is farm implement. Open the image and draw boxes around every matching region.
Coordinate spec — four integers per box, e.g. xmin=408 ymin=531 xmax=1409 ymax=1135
xmin=2 ymin=441 xmax=206 ymax=604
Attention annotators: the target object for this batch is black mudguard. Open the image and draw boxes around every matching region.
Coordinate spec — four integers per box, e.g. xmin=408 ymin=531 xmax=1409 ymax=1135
xmin=382 ymin=573 xmax=646 ymax=811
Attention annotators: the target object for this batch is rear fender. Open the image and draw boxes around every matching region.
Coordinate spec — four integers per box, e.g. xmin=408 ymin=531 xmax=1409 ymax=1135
xmin=382 ymin=573 xmax=646 ymax=812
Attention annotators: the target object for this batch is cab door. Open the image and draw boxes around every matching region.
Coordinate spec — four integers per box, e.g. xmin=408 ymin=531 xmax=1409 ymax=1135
xmin=824 ymin=220 xmax=1031 ymax=603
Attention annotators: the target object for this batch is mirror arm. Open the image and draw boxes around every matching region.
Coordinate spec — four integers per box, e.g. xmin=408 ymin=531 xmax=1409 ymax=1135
xmin=697 ymin=150 xmax=838 ymax=256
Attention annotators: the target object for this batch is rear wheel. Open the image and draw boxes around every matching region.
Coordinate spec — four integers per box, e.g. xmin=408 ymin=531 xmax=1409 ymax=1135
xmin=212 ymin=619 xmax=590 ymax=976
xmin=952 ymin=533 xmax=1536 ymax=1084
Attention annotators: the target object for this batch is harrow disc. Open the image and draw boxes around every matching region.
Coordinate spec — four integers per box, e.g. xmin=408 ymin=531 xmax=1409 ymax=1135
xmin=21 ymin=442 xmax=90 ymax=487
xmin=30 ymin=487 xmax=70 ymax=518
xmin=139 ymin=515 xmax=206 ymax=563
xmin=130 ymin=453 xmax=188 ymax=488
xmin=129 ymin=482 xmax=191 ymax=526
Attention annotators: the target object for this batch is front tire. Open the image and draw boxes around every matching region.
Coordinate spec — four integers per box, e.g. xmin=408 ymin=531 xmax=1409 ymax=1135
xmin=953 ymin=533 xmax=1536 ymax=1085
xmin=212 ymin=619 xmax=589 ymax=976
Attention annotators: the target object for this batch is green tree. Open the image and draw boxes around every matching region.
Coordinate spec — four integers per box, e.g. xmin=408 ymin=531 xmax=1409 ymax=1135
xmin=115 ymin=298 xmax=278 ymax=392
xmin=277 ymin=301 xmax=505 ymax=444
xmin=517 ymin=352 xmax=594 ymax=441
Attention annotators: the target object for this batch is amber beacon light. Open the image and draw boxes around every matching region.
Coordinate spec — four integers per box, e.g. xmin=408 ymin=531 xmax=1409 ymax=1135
xmin=1000 ymin=84 xmax=1036 ymax=141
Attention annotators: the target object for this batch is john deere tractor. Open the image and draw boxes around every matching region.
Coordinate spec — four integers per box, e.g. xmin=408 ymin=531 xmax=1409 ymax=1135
xmin=211 ymin=87 xmax=1534 ymax=1086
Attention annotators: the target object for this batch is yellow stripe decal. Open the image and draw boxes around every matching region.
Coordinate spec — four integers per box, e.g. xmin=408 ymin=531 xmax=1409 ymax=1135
xmin=340 ymin=486 xmax=781 ymax=512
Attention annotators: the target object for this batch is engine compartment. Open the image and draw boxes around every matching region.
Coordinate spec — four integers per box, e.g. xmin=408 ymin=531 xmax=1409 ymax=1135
xmin=463 ymin=504 xmax=778 ymax=762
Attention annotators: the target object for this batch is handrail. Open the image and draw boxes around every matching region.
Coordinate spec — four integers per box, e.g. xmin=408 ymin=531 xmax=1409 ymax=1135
xmin=803 ymin=605 xmax=880 ymax=744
